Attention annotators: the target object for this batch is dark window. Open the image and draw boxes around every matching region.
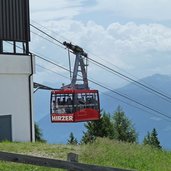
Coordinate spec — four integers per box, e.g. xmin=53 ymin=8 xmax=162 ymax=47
xmin=0 ymin=115 xmax=12 ymax=141
xmin=52 ymin=94 xmax=74 ymax=114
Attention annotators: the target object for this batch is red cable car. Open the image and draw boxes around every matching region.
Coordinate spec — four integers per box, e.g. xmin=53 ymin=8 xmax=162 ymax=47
xmin=50 ymin=42 xmax=100 ymax=123
xmin=51 ymin=89 xmax=100 ymax=122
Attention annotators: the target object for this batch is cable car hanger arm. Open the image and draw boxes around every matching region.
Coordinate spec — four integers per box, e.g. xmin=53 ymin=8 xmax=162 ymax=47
xmin=63 ymin=41 xmax=88 ymax=58
xmin=62 ymin=41 xmax=89 ymax=90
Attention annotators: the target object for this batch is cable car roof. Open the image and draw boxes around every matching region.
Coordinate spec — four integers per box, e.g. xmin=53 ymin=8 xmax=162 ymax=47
xmin=51 ymin=89 xmax=98 ymax=94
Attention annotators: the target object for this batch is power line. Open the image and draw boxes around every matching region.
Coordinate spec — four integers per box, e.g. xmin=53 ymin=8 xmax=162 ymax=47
xmin=34 ymin=53 xmax=171 ymax=121
xmin=32 ymin=21 xmax=162 ymax=98
xmin=31 ymin=31 xmax=65 ymax=50
xmin=86 ymin=49 xmax=169 ymax=97
xmin=30 ymin=24 xmax=64 ymax=46
xmin=31 ymin=20 xmax=70 ymax=43
xmin=30 ymin=23 xmax=171 ymax=104
xmin=92 ymin=92 xmax=166 ymax=120
xmin=36 ymin=64 xmax=69 ymax=80
xmin=88 ymin=57 xmax=171 ymax=103
xmin=37 ymin=62 xmax=166 ymax=121
xmin=7 ymin=26 xmax=171 ymax=121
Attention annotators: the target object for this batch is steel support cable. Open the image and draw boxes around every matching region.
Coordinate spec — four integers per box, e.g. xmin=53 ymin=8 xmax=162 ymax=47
xmin=19 ymin=18 xmax=141 ymax=84
xmin=31 ymin=20 xmax=159 ymax=89
xmin=10 ymin=39 xmax=171 ymax=121
xmin=88 ymin=57 xmax=171 ymax=103
xmin=6 ymin=29 xmax=171 ymax=121
xmin=31 ymin=19 xmax=70 ymax=43
xmin=31 ymin=31 xmax=65 ymax=49
xmin=30 ymin=24 xmax=64 ymax=46
xmin=30 ymin=23 xmax=171 ymax=103
xmin=89 ymin=58 xmax=171 ymax=104
xmin=100 ymin=92 xmax=166 ymax=119
xmin=33 ymin=21 xmax=171 ymax=102
xmin=67 ymin=49 xmax=72 ymax=80
xmin=67 ymin=48 xmax=171 ymax=104
xmin=86 ymin=50 xmax=169 ymax=97
xmin=37 ymin=62 xmax=166 ymax=121
xmin=36 ymin=64 xmax=69 ymax=80
xmin=88 ymin=78 xmax=171 ymax=121
xmin=35 ymin=53 xmax=171 ymax=121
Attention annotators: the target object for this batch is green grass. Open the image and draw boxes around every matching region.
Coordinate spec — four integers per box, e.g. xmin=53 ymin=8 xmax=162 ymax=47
xmin=80 ymin=138 xmax=171 ymax=171
xmin=0 ymin=138 xmax=171 ymax=171
xmin=0 ymin=141 xmax=79 ymax=171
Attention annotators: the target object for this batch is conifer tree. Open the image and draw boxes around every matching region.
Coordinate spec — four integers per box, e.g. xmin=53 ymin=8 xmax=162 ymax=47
xmin=143 ymin=128 xmax=162 ymax=149
xmin=113 ymin=106 xmax=137 ymax=143
xmin=35 ymin=123 xmax=46 ymax=143
xmin=81 ymin=111 xmax=114 ymax=144
xmin=143 ymin=132 xmax=151 ymax=145
xmin=81 ymin=107 xmax=137 ymax=144
xmin=67 ymin=132 xmax=78 ymax=145
xmin=80 ymin=131 xmax=95 ymax=144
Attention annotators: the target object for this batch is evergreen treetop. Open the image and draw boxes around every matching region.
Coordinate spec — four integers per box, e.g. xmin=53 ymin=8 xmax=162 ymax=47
xmin=81 ymin=106 xmax=137 ymax=144
xmin=143 ymin=128 xmax=162 ymax=149
xmin=113 ymin=106 xmax=137 ymax=143
xmin=67 ymin=132 xmax=78 ymax=145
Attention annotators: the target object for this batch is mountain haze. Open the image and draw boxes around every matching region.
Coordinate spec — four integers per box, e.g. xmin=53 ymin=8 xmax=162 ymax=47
xmin=36 ymin=74 xmax=171 ymax=149
xmin=101 ymin=74 xmax=171 ymax=149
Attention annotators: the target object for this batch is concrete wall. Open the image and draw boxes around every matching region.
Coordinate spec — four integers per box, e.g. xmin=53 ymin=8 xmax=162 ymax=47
xmin=0 ymin=54 xmax=35 ymax=142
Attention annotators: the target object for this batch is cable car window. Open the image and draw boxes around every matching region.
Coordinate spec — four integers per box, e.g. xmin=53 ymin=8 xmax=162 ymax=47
xmin=76 ymin=93 xmax=86 ymax=111
xmin=72 ymin=92 xmax=99 ymax=111
xmin=84 ymin=92 xmax=98 ymax=109
xmin=66 ymin=94 xmax=73 ymax=113
xmin=52 ymin=93 xmax=74 ymax=114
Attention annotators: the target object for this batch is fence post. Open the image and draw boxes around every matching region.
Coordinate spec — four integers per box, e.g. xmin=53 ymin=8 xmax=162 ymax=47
xmin=67 ymin=153 xmax=78 ymax=171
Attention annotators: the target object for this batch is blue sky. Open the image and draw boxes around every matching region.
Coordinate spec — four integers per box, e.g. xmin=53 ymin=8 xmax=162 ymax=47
xmin=29 ymin=1 xmax=171 ymax=147
xmin=30 ymin=0 xmax=171 ymax=89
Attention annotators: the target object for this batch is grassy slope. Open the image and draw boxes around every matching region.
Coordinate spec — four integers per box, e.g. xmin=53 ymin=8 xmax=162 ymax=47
xmin=80 ymin=138 xmax=171 ymax=171
xmin=0 ymin=138 xmax=171 ymax=171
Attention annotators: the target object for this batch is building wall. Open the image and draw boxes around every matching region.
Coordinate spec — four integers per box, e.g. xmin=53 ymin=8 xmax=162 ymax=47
xmin=0 ymin=54 xmax=35 ymax=142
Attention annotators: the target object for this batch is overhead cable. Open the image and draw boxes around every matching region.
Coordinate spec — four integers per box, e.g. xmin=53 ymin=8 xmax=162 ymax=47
xmin=30 ymin=23 xmax=171 ymax=104
xmin=35 ymin=53 xmax=171 ymax=121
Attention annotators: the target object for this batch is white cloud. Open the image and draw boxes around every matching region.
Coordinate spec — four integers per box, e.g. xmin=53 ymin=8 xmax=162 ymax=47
xmin=107 ymin=22 xmax=171 ymax=53
xmin=91 ymin=0 xmax=171 ymax=21
xmin=30 ymin=0 xmax=84 ymax=21
xmin=30 ymin=0 xmax=171 ymax=22
xmin=150 ymin=117 xmax=162 ymax=121
xmin=164 ymin=126 xmax=171 ymax=131
xmin=31 ymin=19 xmax=171 ymax=88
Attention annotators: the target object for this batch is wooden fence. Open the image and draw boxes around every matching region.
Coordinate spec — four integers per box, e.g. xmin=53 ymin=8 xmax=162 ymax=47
xmin=0 ymin=151 xmax=133 ymax=171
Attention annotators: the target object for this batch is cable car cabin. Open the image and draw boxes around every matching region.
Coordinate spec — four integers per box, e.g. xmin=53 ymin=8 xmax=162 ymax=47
xmin=50 ymin=89 xmax=100 ymax=122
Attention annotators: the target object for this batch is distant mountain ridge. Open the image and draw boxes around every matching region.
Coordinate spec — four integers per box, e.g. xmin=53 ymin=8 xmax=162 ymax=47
xmin=37 ymin=74 xmax=171 ymax=149
xmin=100 ymin=74 xmax=171 ymax=149
xmin=101 ymin=74 xmax=171 ymax=113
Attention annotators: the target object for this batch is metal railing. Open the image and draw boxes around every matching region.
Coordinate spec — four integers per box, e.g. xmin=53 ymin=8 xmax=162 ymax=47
xmin=0 ymin=151 xmax=133 ymax=171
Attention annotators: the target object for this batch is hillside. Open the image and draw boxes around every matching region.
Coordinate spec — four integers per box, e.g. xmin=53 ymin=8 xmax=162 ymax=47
xmin=0 ymin=138 xmax=171 ymax=171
